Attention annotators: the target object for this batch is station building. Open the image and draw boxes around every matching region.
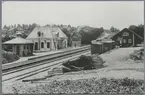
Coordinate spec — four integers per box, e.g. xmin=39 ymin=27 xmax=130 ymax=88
xmin=26 ymin=25 xmax=68 ymax=52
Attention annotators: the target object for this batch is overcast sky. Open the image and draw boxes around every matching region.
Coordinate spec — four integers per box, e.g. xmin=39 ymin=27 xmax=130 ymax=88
xmin=2 ymin=1 xmax=144 ymax=30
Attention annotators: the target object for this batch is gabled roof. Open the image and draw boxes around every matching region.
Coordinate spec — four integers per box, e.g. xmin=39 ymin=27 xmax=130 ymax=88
xmin=3 ymin=37 xmax=33 ymax=44
xmin=51 ymin=25 xmax=68 ymax=38
xmin=27 ymin=26 xmax=54 ymax=39
xmin=109 ymin=28 xmax=143 ymax=40
xmin=128 ymin=29 xmax=143 ymax=40
xmin=27 ymin=25 xmax=67 ymax=39
xmin=71 ymin=32 xmax=82 ymax=38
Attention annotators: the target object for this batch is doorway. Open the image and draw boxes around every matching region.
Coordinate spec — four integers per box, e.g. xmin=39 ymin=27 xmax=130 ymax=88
xmin=35 ymin=42 xmax=38 ymax=50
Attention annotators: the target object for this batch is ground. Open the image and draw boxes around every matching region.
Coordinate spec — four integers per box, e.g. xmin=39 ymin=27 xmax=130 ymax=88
xmin=41 ymin=47 xmax=143 ymax=81
xmin=2 ymin=47 xmax=144 ymax=94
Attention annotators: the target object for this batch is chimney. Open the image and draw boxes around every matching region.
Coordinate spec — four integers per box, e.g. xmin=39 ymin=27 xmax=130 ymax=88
xmin=16 ymin=32 xmax=22 ymax=37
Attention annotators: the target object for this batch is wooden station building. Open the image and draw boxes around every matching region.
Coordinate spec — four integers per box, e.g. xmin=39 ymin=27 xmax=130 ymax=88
xmin=109 ymin=28 xmax=143 ymax=47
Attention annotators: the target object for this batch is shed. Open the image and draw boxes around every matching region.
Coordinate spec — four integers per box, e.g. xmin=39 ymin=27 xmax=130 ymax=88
xmin=101 ymin=40 xmax=115 ymax=52
xmin=3 ymin=36 xmax=33 ymax=57
xmin=91 ymin=40 xmax=103 ymax=54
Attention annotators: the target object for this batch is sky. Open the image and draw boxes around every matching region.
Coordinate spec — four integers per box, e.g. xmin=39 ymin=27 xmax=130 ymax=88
xmin=2 ymin=1 xmax=144 ymax=30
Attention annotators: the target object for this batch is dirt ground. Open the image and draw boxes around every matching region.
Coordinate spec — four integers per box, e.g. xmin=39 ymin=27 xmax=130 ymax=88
xmin=41 ymin=47 xmax=144 ymax=81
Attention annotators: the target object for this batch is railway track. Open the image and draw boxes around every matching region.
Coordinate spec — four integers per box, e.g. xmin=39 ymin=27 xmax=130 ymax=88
xmin=2 ymin=45 xmax=90 ymax=82
xmin=2 ymin=45 xmax=90 ymax=73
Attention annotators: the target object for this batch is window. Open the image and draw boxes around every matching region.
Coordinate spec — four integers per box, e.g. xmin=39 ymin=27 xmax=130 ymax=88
xmin=123 ymin=32 xmax=129 ymax=36
xmin=41 ymin=42 xmax=44 ymax=48
xmin=128 ymin=39 xmax=132 ymax=43
xmin=47 ymin=42 xmax=50 ymax=48
xmin=123 ymin=39 xmax=126 ymax=43
xmin=37 ymin=31 xmax=41 ymax=37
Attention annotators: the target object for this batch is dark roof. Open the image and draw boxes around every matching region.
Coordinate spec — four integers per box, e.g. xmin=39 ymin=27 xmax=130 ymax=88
xmin=91 ymin=40 xmax=103 ymax=45
xmin=91 ymin=39 xmax=114 ymax=45
xmin=71 ymin=32 xmax=82 ymax=38
xmin=109 ymin=28 xmax=143 ymax=40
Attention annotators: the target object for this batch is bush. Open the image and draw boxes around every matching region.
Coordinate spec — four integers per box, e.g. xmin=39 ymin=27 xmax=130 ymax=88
xmin=11 ymin=77 xmax=144 ymax=94
xmin=130 ymin=48 xmax=144 ymax=61
xmin=2 ymin=50 xmax=20 ymax=64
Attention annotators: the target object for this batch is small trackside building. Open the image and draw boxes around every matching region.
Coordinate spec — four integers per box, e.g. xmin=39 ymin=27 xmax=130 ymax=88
xmin=3 ymin=36 xmax=33 ymax=57
xmin=91 ymin=39 xmax=115 ymax=54
xmin=91 ymin=40 xmax=103 ymax=54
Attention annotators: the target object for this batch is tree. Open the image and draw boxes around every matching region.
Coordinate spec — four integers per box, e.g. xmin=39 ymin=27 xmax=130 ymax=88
xmin=30 ymin=23 xmax=38 ymax=31
xmin=2 ymin=33 xmax=11 ymax=42
xmin=129 ymin=25 xmax=138 ymax=31
xmin=129 ymin=24 xmax=144 ymax=38
xmin=80 ymin=27 xmax=104 ymax=45
xmin=137 ymin=24 xmax=144 ymax=37
xmin=14 ymin=24 xmax=16 ymax=28
xmin=110 ymin=26 xmax=120 ymax=33
xmin=3 ymin=25 xmax=9 ymax=30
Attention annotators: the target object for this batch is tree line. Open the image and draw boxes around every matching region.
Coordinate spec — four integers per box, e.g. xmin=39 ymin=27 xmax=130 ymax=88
xmin=2 ymin=23 xmax=144 ymax=46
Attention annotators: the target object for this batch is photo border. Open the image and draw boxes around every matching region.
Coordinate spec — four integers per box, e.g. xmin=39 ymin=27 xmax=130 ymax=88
xmin=0 ymin=0 xmax=144 ymax=95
